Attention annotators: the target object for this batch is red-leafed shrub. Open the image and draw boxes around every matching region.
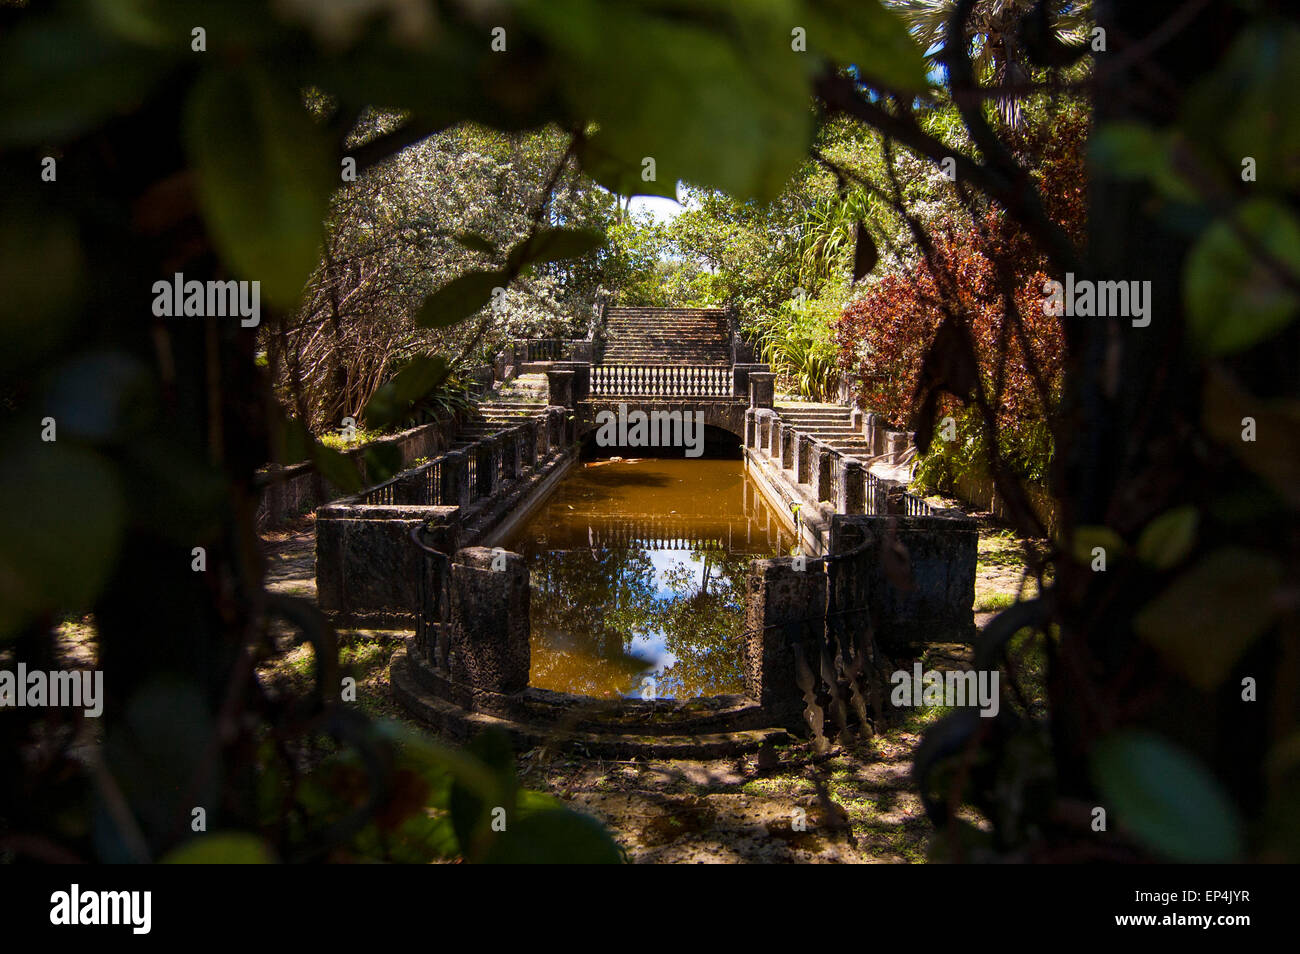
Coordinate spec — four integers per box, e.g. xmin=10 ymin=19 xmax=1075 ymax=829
xmin=834 ymin=108 xmax=1086 ymax=483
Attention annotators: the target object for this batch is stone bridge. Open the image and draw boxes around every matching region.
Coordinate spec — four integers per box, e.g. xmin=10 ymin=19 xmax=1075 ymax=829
xmin=527 ymin=305 xmax=770 ymax=444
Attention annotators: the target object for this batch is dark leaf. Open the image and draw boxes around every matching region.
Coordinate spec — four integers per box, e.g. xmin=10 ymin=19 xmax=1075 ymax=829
xmin=481 ymin=808 xmax=623 ymax=864
xmin=453 ymin=232 xmax=496 ymax=255
xmin=511 ymin=227 xmax=605 ymax=267
xmin=363 ymin=355 xmax=450 ymax=429
xmin=974 ymin=597 xmax=1048 ymax=671
xmin=1135 ymin=547 xmax=1281 ymax=691
xmin=362 ymin=442 xmax=403 ymax=484
xmin=185 ymin=66 xmax=335 ymax=307
xmin=852 ymin=222 xmax=878 ymax=282
xmin=1090 ymin=731 xmax=1243 ymax=862
xmin=312 ymin=443 xmax=363 ymax=495
xmin=414 ymin=271 xmax=505 ymax=329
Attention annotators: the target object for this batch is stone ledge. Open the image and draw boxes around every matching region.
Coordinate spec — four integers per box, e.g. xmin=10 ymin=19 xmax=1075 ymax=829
xmin=390 ymin=647 xmax=792 ymax=758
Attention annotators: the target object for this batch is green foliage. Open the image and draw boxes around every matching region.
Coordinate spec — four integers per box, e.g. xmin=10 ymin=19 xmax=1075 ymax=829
xmin=1090 ymin=731 xmax=1243 ymax=862
xmin=162 ymin=833 xmax=276 ymax=864
xmin=5 ymin=0 xmax=1298 ymax=868
xmin=185 ymin=66 xmax=336 ymax=307
xmin=263 ymin=723 xmax=621 ymax=863
xmin=753 ymin=295 xmax=842 ymax=400
xmin=912 ymin=405 xmax=1054 ymax=490
xmin=1135 ymin=507 xmax=1199 ymax=570
xmin=1183 ymin=200 xmax=1300 ymax=355
xmin=0 ymin=444 xmax=123 ymax=638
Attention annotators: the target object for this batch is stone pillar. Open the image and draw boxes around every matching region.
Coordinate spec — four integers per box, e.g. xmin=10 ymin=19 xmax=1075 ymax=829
xmin=448 ymin=547 xmax=530 ymax=694
xmin=863 ymin=412 xmax=877 ymax=448
xmin=394 ymin=470 xmax=426 ymax=505
xmin=743 ymin=557 xmax=827 ymax=724
xmin=837 ymin=457 xmax=866 ymax=514
xmin=850 ymin=407 xmax=863 ymax=432
xmin=733 ymin=363 xmax=765 ymax=401
xmin=888 ymin=431 xmax=909 ymax=464
xmin=779 ymin=423 xmax=796 ymax=470
xmin=797 ymin=434 xmax=814 ymax=485
xmin=546 ymin=368 xmax=575 ymax=408
xmin=549 ymin=407 xmax=567 ymax=452
xmin=521 ymin=419 xmax=538 ymax=469
xmin=553 ymin=361 xmax=590 ymax=401
xmin=767 ymin=414 xmax=781 ymax=458
xmin=572 ymin=362 xmax=591 ymax=401
xmin=756 ymin=410 xmax=772 ymax=455
xmin=816 ymin=446 xmax=834 ymax=502
xmin=867 ymin=422 xmax=882 ymax=458
xmin=441 ymin=450 xmax=470 ymax=508
xmin=744 ymin=408 xmax=757 ymax=449
xmin=748 ymin=370 xmax=775 ymax=410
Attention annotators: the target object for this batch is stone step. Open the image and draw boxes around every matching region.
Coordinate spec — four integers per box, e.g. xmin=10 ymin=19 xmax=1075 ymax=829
xmin=779 ymin=417 xmax=853 ymax=426
xmin=391 ymin=650 xmax=791 ymax=759
xmin=800 ymin=431 xmax=863 ymax=441
xmin=775 ymin=410 xmax=850 ymax=416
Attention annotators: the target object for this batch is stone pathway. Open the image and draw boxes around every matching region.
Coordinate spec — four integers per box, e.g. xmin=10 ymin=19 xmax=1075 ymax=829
xmin=261 ymin=517 xmax=317 ymax=600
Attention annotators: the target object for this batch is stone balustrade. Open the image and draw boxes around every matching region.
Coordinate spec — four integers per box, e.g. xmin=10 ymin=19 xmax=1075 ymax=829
xmin=590 ymin=364 xmax=732 ymax=398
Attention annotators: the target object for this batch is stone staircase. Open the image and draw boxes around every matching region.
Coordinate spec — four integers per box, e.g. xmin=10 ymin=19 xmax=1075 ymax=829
xmin=774 ymin=403 xmax=875 ymax=460
xmin=453 ymin=374 xmax=548 ymax=449
xmin=600 ymin=307 xmax=731 ymax=365
xmin=774 ymin=401 xmax=915 ymax=484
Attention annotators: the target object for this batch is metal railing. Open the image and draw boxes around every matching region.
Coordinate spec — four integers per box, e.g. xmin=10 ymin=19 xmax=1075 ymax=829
xmin=525 ymin=339 xmax=566 ymax=362
xmin=357 ymin=412 xmax=554 ymax=508
xmin=411 ymin=524 xmax=451 ymax=674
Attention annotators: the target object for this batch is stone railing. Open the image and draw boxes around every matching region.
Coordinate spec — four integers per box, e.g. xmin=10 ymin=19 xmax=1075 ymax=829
xmin=495 ymin=339 xmax=595 ymax=379
xmin=358 ymin=409 xmax=566 ymax=509
xmin=745 ymin=407 xmax=933 ymax=518
xmin=590 ymin=364 xmax=732 ymax=398
xmin=318 ymin=406 xmax=573 ymax=626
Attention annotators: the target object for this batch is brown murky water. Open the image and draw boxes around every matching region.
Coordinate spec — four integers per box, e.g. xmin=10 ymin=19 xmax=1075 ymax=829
xmin=505 ymin=458 xmax=796 ymax=700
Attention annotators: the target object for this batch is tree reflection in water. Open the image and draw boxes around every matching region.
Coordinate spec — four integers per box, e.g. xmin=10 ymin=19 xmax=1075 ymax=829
xmin=506 ymin=458 xmax=795 ymax=698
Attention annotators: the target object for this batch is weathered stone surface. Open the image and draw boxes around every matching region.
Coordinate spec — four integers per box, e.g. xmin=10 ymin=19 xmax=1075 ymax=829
xmin=815 ymin=446 xmax=834 ymax=503
xmin=766 ymin=413 xmax=781 ymax=458
xmin=755 ymin=409 xmax=775 ymax=455
xmin=573 ymin=399 xmax=748 ymax=443
xmin=887 ymin=430 xmax=911 ymax=464
xmin=732 ymin=363 xmax=767 ymax=400
xmin=448 ymin=547 xmax=530 ymax=694
xmin=779 ymin=423 xmax=795 ymax=469
xmin=547 ymin=368 xmax=575 ymax=408
xmin=796 ymin=434 xmax=813 ymax=486
xmin=829 ymin=514 xmax=977 ymax=650
xmin=442 ymin=450 xmax=469 ymax=508
xmin=748 ymin=371 xmax=775 ymax=410
xmin=837 ymin=458 xmax=865 ymax=514
xmin=316 ymin=505 xmax=459 ymax=626
xmin=743 ymin=557 xmax=827 ymax=727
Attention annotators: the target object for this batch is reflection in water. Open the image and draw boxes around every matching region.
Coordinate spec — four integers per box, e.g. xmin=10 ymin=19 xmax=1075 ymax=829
xmin=505 ymin=458 xmax=795 ymax=699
